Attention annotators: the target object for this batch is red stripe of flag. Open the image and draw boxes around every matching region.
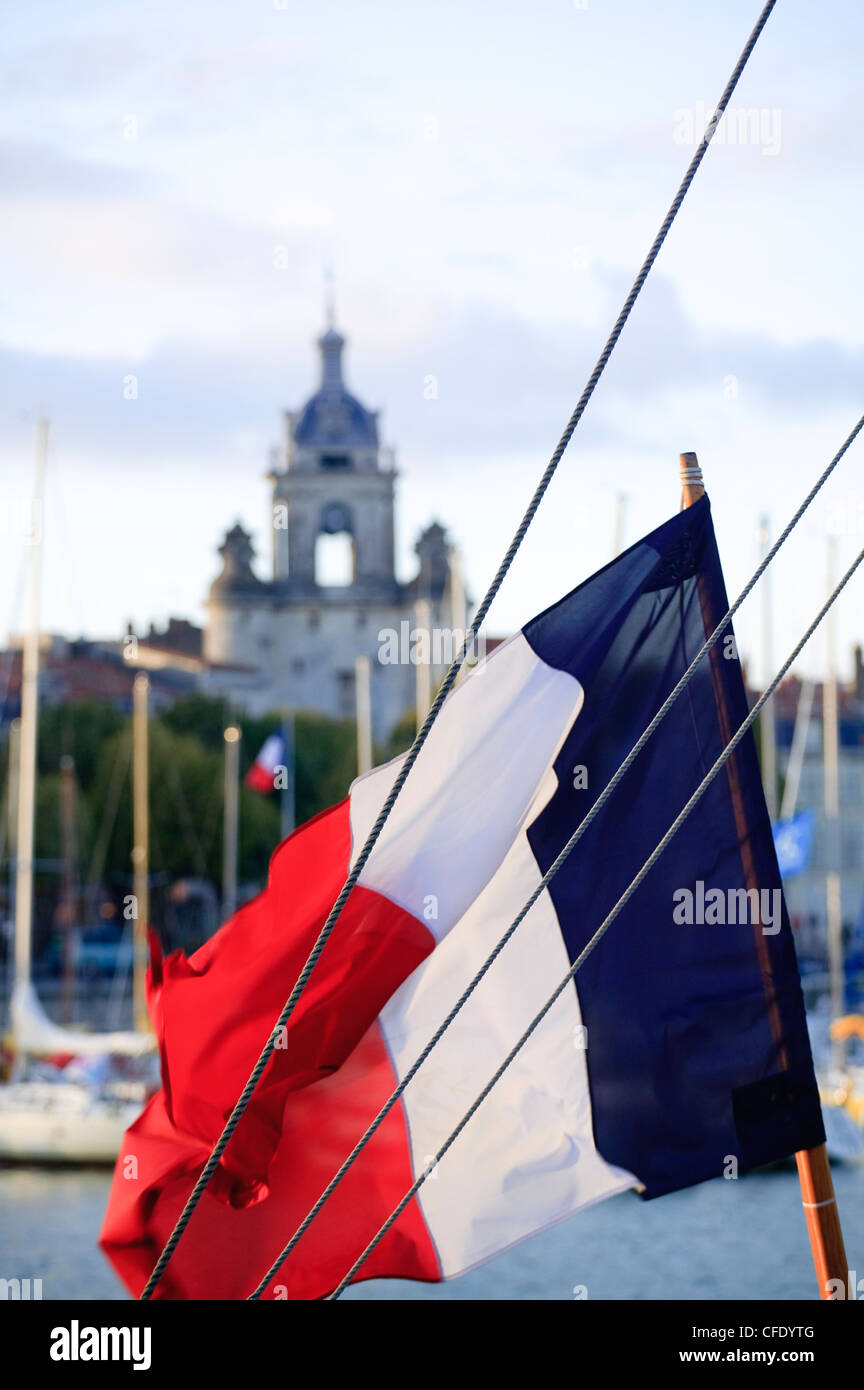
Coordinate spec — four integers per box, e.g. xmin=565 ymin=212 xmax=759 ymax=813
xmin=100 ymin=799 xmax=439 ymax=1299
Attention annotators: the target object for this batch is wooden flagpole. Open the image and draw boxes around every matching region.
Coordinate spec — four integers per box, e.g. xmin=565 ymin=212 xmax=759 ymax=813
xmin=679 ymin=450 xmax=849 ymax=1301
xmin=795 ymin=1146 xmax=848 ymax=1299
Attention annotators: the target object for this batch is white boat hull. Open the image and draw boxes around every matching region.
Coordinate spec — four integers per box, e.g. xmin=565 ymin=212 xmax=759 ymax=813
xmin=0 ymin=1082 xmax=142 ymax=1164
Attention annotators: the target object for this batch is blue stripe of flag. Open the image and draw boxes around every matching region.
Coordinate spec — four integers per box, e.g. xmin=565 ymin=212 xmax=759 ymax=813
xmin=524 ymin=498 xmax=823 ymax=1197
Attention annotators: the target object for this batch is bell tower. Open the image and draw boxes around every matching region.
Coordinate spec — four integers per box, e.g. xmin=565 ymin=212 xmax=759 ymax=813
xmin=269 ymin=321 xmax=398 ymax=602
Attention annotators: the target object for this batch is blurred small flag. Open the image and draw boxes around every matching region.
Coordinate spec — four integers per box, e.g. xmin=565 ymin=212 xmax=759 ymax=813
xmin=244 ymin=733 xmax=285 ymax=794
xmin=772 ymin=810 xmax=814 ymax=878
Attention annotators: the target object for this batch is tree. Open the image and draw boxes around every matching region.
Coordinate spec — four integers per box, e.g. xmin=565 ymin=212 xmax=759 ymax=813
xmin=1 ymin=694 xmax=363 ymax=956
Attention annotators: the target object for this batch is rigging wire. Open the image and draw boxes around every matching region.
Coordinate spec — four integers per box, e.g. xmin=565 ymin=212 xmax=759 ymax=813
xmin=329 ymin=536 xmax=864 ymax=1299
xmin=140 ymin=0 xmax=779 ymax=1299
xmin=246 ymin=415 xmax=864 ymax=1297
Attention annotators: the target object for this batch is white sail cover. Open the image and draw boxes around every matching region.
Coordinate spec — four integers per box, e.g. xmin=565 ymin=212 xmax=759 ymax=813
xmin=10 ymin=981 xmax=154 ymax=1057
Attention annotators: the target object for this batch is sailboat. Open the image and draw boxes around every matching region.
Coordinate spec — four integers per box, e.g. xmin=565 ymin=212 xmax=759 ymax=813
xmin=0 ymin=421 xmax=155 ymax=1164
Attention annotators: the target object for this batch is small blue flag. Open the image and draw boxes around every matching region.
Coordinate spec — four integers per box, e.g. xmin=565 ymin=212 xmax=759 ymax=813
xmin=772 ymin=810 xmax=814 ymax=878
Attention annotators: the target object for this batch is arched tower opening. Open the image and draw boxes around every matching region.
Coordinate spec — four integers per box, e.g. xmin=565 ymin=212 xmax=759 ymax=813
xmin=314 ymin=500 xmax=355 ymax=587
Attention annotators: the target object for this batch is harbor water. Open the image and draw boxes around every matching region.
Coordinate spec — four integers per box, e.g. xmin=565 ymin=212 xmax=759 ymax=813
xmin=1 ymin=1161 xmax=862 ymax=1301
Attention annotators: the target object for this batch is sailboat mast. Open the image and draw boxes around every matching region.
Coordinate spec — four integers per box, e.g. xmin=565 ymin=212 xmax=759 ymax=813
xmin=355 ymin=655 xmax=372 ymax=776
xmin=823 ymin=538 xmax=844 ymax=1069
xmin=612 ymin=492 xmax=628 ymax=558
xmin=6 ymin=719 xmax=21 ymax=937
xmin=59 ymin=754 xmax=80 ymax=1025
xmin=759 ymin=515 xmax=778 ymax=821
xmin=131 ymin=672 xmax=150 ymax=1033
xmin=447 ymin=546 xmax=470 ymax=687
xmin=14 ymin=420 xmax=48 ymax=993
xmin=779 ymin=678 xmax=815 ymax=822
xmin=414 ymin=597 xmax=432 ymax=729
xmin=448 ymin=545 xmax=467 ymax=636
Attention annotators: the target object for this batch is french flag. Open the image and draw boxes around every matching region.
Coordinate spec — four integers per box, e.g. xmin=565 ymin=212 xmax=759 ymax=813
xmin=244 ymin=733 xmax=285 ymax=794
xmin=101 ymin=496 xmax=822 ymax=1299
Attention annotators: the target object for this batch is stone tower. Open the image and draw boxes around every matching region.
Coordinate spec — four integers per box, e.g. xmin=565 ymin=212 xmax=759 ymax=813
xmin=269 ymin=325 xmax=398 ymax=600
xmin=203 ymin=319 xmax=459 ymax=738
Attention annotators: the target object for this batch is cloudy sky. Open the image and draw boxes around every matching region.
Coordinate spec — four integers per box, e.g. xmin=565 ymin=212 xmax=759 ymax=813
xmin=1 ymin=0 xmax=862 ymax=686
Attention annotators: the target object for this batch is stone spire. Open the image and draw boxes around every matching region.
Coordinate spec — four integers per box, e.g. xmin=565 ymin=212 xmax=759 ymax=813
xmin=318 ymin=323 xmax=346 ymax=394
xmin=209 ymin=523 xmax=264 ymax=599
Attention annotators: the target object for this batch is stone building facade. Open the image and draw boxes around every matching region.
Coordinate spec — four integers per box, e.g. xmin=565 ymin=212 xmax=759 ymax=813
xmin=203 ymin=322 xmax=464 ymax=738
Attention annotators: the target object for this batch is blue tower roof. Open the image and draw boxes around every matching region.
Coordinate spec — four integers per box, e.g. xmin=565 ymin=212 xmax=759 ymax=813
xmin=293 ymin=324 xmax=378 ymax=450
